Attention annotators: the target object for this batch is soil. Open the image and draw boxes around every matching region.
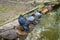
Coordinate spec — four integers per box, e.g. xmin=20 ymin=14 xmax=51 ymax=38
xmin=0 ymin=0 xmax=33 ymax=25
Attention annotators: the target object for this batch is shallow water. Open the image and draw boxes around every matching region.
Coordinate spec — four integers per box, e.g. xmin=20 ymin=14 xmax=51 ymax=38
xmin=25 ymin=8 xmax=60 ymax=40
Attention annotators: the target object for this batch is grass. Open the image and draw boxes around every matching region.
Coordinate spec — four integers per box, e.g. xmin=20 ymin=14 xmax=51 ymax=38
xmin=0 ymin=15 xmax=18 ymax=26
xmin=0 ymin=6 xmax=7 ymax=13
xmin=16 ymin=9 xmax=25 ymax=14
xmin=0 ymin=19 xmax=5 ymax=24
xmin=0 ymin=2 xmax=33 ymax=26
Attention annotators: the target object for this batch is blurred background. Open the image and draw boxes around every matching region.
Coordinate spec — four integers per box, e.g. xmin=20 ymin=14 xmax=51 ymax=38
xmin=0 ymin=0 xmax=60 ymax=40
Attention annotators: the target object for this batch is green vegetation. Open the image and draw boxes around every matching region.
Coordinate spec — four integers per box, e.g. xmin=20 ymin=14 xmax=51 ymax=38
xmin=16 ymin=9 xmax=25 ymax=14
xmin=1 ymin=16 xmax=18 ymax=26
xmin=0 ymin=6 xmax=7 ymax=13
xmin=0 ymin=19 xmax=5 ymax=24
xmin=0 ymin=2 xmax=34 ymax=26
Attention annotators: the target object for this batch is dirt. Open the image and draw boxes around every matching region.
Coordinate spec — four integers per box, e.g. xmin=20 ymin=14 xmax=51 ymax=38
xmin=0 ymin=0 xmax=33 ymax=25
xmin=0 ymin=0 xmax=33 ymax=2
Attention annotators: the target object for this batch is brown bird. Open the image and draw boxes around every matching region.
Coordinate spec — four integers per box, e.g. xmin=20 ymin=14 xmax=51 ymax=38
xmin=40 ymin=2 xmax=52 ymax=14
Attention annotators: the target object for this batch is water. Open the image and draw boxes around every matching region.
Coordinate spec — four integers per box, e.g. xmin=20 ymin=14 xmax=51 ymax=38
xmin=25 ymin=9 xmax=59 ymax=40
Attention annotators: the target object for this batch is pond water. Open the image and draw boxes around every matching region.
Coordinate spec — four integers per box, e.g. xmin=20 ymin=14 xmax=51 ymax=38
xmin=25 ymin=8 xmax=60 ymax=40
